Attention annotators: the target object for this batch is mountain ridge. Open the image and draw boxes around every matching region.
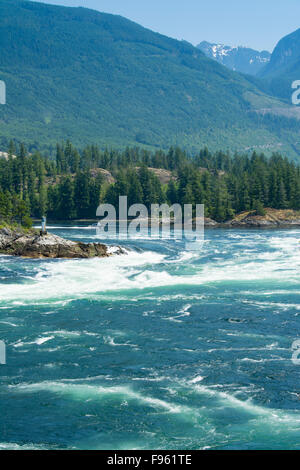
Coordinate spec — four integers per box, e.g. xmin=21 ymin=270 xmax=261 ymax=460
xmin=259 ymin=28 xmax=300 ymax=101
xmin=197 ymin=41 xmax=271 ymax=75
xmin=260 ymin=28 xmax=300 ymax=78
xmin=0 ymin=0 xmax=299 ymax=158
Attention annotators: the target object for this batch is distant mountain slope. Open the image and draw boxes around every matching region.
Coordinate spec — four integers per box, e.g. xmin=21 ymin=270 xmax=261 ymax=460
xmin=259 ymin=28 xmax=300 ymax=100
xmin=0 ymin=0 xmax=299 ymax=157
xmin=260 ymin=28 xmax=300 ymax=78
xmin=197 ymin=41 xmax=270 ymax=75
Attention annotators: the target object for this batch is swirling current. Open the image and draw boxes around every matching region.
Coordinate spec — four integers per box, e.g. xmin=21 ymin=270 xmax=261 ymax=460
xmin=0 ymin=226 xmax=300 ymax=450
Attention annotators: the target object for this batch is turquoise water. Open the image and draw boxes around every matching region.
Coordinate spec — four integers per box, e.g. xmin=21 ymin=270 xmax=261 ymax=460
xmin=0 ymin=226 xmax=300 ymax=450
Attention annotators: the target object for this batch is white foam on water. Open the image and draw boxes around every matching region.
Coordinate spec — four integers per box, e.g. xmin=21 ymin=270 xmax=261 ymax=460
xmin=142 ymin=293 xmax=206 ymax=302
xmin=103 ymin=336 xmax=138 ymax=349
xmin=0 ymin=320 xmax=18 ymax=327
xmin=191 ymin=383 xmax=300 ymax=426
xmin=11 ymin=381 xmax=191 ymax=415
xmin=207 ymin=345 xmax=288 ymax=353
xmin=242 ymin=299 xmax=300 ymax=312
xmin=242 ymin=290 xmax=300 ymax=296
xmin=44 ymin=330 xmax=82 ymax=338
xmin=238 ymin=357 xmax=286 ymax=363
xmin=33 ymin=226 xmax=96 ymax=230
xmin=35 ymin=336 xmax=54 ymax=345
xmin=190 ymin=376 xmax=204 ymax=384
xmin=167 ymin=250 xmax=199 ymax=263
xmin=0 ymin=442 xmax=47 ymax=450
xmin=1 ymin=230 xmax=299 ymax=305
xmin=0 ymin=251 xmax=166 ymax=304
xmin=165 ymin=304 xmax=192 ymax=322
xmin=13 ymin=336 xmax=54 ymax=348
xmin=220 ymin=330 xmax=283 ymax=341
xmin=106 ymin=246 xmax=121 ymax=255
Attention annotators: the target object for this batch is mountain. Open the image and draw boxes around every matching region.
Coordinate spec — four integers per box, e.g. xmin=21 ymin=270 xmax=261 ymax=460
xmin=259 ymin=28 xmax=300 ymax=100
xmin=197 ymin=41 xmax=271 ymax=75
xmin=0 ymin=0 xmax=299 ymax=157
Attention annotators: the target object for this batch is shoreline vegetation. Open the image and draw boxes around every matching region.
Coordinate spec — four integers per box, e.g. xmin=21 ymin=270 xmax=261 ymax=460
xmin=1 ymin=141 xmax=300 ymax=232
xmin=43 ymin=208 xmax=300 ymax=228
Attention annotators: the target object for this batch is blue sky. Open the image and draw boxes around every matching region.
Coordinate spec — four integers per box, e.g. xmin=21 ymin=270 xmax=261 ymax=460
xmin=32 ymin=0 xmax=300 ymax=51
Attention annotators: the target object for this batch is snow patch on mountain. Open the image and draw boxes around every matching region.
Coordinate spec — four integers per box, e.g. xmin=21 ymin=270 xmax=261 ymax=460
xmin=197 ymin=41 xmax=271 ymax=76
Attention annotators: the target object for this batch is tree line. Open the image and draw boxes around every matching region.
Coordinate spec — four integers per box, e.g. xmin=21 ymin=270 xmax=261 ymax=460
xmin=0 ymin=140 xmax=300 ymax=226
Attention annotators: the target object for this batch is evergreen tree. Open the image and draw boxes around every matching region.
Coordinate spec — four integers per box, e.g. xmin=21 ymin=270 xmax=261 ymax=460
xmin=74 ymin=171 xmax=90 ymax=219
xmin=57 ymin=176 xmax=76 ymax=219
xmin=166 ymin=180 xmax=178 ymax=205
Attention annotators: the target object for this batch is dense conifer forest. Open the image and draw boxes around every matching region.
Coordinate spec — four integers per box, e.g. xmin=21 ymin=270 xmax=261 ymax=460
xmin=0 ymin=141 xmax=300 ymax=226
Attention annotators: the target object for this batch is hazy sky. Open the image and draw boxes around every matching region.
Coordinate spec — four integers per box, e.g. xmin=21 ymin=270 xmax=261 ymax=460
xmin=32 ymin=0 xmax=300 ymax=52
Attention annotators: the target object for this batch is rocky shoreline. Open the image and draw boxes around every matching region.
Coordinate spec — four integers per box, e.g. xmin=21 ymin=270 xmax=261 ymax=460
xmin=0 ymin=227 xmax=124 ymax=259
xmin=71 ymin=209 xmax=300 ymax=229
xmin=1 ymin=207 xmax=299 ymax=259
xmin=205 ymin=208 xmax=300 ymax=228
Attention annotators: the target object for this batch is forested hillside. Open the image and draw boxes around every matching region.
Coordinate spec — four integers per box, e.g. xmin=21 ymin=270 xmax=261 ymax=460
xmin=0 ymin=0 xmax=299 ymax=157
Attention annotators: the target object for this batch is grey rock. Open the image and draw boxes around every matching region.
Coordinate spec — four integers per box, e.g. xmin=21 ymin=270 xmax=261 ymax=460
xmin=0 ymin=228 xmax=125 ymax=259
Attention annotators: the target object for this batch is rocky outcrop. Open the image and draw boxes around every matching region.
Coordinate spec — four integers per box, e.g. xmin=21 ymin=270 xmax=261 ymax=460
xmin=225 ymin=209 xmax=300 ymax=228
xmin=204 ymin=217 xmax=219 ymax=227
xmin=0 ymin=227 xmax=124 ymax=259
xmin=198 ymin=209 xmax=300 ymax=228
xmin=135 ymin=167 xmax=175 ymax=185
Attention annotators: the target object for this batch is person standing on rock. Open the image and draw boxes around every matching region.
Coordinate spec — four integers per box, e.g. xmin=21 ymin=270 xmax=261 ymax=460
xmin=41 ymin=216 xmax=47 ymax=236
